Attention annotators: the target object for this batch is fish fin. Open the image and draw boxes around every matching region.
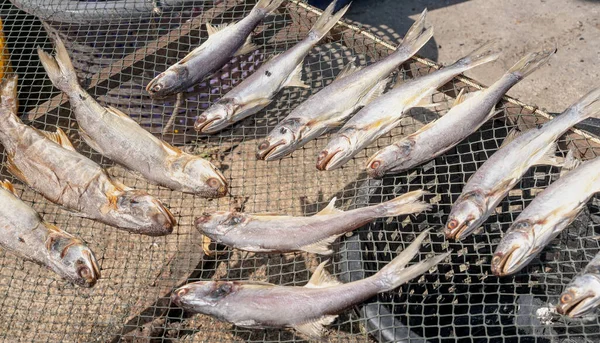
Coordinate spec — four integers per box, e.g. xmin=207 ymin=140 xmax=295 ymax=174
xmin=533 ymin=142 xmax=563 ymax=167
xmin=315 ymin=197 xmax=343 ymax=216
xmin=234 ymin=35 xmax=259 ymax=57
xmin=253 ymin=0 xmax=285 ymax=15
xmin=294 ymin=315 xmax=337 ymax=339
xmin=160 ymin=139 xmax=183 ymax=155
xmin=374 ymin=189 xmax=431 ymax=218
xmin=284 ymin=62 xmax=309 ymax=88
xmin=0 ymin=180 xmax=17 ymax=196
xmin=359 ymin=77 xmax=389 ymax=107
xmin=572 ymin=87 xmax=600 ymax=120
xmin=392 ymin=9 xmax=433 ymax=59
xmin=507 ymin=46 xmax=556 ymax=79
xmin=36 ymin=127 xmax=76 ymax=152
xmin=37 ymin=34 xmax=80 ymax=94
xmin=500 ymin=128 xmax=522 ymax=148
xmin=179 ymin=44 xmax=207 ymax=65
xmin=206 ymin=22 xmax=233 ymax=37
xmin=78 ymin=128 xmax=107 ymax=155
xmin=452 ymin=40 xmax=500 ymax=70
xmin=300 ymin=235 xmax=340 ymax=255
xmin=305 ymin=261 xmax=342 ymax=288
xmin=452 ymin=88 xmax=468 ymax=107
xmin=6 ymin=155 xmax=28 ymax=184
xmin=308 ymin=0 xmax=350 ymax=41
xmin=334 ymin=58 xmax=361 ymax=81
xmin=0 ymin=74 xmax=18 ymax=114
xmin=106 ymin=105 xmax=136 ymax=121
xmin=240 ymin=280 xmax=277 ymax=287
xmin=559 ymin=149 xmax=582 ymax=177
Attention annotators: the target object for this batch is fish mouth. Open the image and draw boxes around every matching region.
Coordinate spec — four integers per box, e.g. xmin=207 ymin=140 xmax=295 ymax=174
xmin=444 ymin=219 xmax=470 ymax=240
xmin=171 ymin=287 xmax=188 ymax=307
xmin=316 ymin=149 xmax=342 ymax=171
xmin=256 ymin=139 xmax=286 ymax=160
xmin=490 ymin=245 xmax=520 ymax=276
xmin=194 ymin=115 xmax=221 ymax=133
xmin=153 ymin=204 xmax=176 ymax=235
xmin=556 ymin=291 xmax=597 ymax=318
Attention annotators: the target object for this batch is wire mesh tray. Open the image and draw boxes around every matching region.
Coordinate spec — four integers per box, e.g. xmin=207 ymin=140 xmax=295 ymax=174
xmin=1 ymin=0 xmax=600 ymax=342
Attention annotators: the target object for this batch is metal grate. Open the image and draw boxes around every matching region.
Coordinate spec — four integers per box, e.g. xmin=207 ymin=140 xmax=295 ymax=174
xmin=1 ymin=0 xmax=600 ymax=342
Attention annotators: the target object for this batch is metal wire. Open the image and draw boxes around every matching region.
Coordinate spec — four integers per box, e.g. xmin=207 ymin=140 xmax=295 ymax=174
xmin=0 ymin=0 xmax=599 ymax=342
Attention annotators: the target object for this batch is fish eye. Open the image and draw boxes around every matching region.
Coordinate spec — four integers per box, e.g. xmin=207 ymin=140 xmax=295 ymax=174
xmin=226 ymin=214 xmax=243 ymax=226
xmin=207 ymin=178 xmax=222 ymax=189
xmin=211 ymin=283 xmax=233 ymax=299
xmin=78 ymin=266 xmax=91 ymax=279
xmin=447 ymin=219 xmax=459 ymax=230
xmin=561 ymin=293 xmax=572 ymax=304
xmin=258 ymin=141 xmax=270 ymax=151
xmin=370 ymin=160 xmax=381 ymax=169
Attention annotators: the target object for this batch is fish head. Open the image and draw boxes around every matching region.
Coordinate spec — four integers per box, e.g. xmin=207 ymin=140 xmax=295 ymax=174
xmin=195 ymin=99 xmax=237 ymax=133
xmin=316 ymin=134 xmax=355 ymax=171
xmin=45 ymin=227 xmax=101 ymax=288
xmin=195 ymin=211 xmax=247 ymax=238
xmin=557 ymin=274 xmax=600 ymax=318
xmin=145 ymin=68 xmax=186 ymax=98
xmin=172 ymin=281 xmax=239 ymax=313
xmin=177 ymin=156 xmax=228 ymax=197
xmin=367 ymin=138 xmax=416 ymax=177
xmin=256 ymin=122 xmax=300 ymax=161
xmin=444 ymin=192 xmax=486 ymax=240
xmin=116 ymin=189 xmax=176 ymax=236
xmin=491 ymin=221 xmax=536 ymax=276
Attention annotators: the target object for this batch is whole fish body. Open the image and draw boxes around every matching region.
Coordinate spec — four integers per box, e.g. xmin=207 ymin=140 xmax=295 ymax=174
xmin=146 ymin=0 xmax=284 ymax=98
xmin=445 ymin=87 xmax=600 ymax=241
xmin=492 ymin=154 xmax=600 ymax=277
xmin=0 ymin=76 xmax=175 ymax=236
xmin=172 ymin=230 xmax=449 ymax=338
xmin=0 ymin=179 xmax=100 ymax=287
xmin=38 ymin=36 xmax=228 ymax=197
xmin=195 ymin=1 xmax=350 ymax=134
xmin=557 ymin=250 xmax=600 ymax=318
xmin=256 ymin=9 xmax=433 ymax=161
xmin=366 ymin=48 xmax=556 ymax=178
xmin=317 ymin=41 xmax=499 ymax=171
xmin=196 ymin=189 xmax=430 ymax=255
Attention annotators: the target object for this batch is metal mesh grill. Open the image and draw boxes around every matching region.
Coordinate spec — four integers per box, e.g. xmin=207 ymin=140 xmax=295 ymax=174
xmin=1 ymin=0 xmax=600 ymax=342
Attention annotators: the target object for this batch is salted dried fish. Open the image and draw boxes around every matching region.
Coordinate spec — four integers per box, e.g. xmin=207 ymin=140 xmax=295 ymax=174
xmin=557 ymin=250 xmax=600 ymax=318
xmin=492 ymin=154 xmax=600 ymax=276
xmin=146 ymin=0 xmax=285 ymax=98
xmin=196 ymin=189 xmax=430 ymax=254
xmin=257 ymin=9 xmax=433 ymax=161
xmin=366 ymin=47 xmax=555 ymax=177
xmin=315 ymin=41 xmax=499 ymax=171
xmin=0 ymin=180 xmax=100 ymax=287
xmin=445 ymin=87 xmax=600 ymax=241
xmin=0 ymin=75 xmax=175 ymax=236
xmin=38 ymin=36 xmax=228 ymax=197
xmin=172 ymin=230 xmax=449 ymax=338
xmin=196 ymin=0 xmax=350 ymax=133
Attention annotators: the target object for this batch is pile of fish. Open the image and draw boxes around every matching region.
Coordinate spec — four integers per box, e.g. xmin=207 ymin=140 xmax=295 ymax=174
xmin=2 ymin=0 xmax=600 ymax=338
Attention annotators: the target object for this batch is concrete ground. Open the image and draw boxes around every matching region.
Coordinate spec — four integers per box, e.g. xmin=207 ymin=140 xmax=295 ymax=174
xmin=345 ymin=0 xmax=600 ymax=115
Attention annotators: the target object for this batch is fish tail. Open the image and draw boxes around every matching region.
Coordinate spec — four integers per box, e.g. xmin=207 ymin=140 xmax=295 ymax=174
xmin=452 ymin=40 xmax=500 ymax=71
xmin=0 ymin=74 xmax=18 ymax=116
xmin=507 ymin=46 xmax=556 ymax=79
xmin=374 ymin=229 xmax=450 ymax=292
xmin=392 ymin=9 xmax=433 ymax=59
xmin=572 ymin=87 xmax=600 ymax=120
xmin=308 ymin=0 xmax=350 ymax=41
xmin=374 ymin=189 xmax=431 ymax=217
xmin=37 ymin=34 xmax=80 ymax=95
xmin=253 ymin=0 xmax=285 ymax=16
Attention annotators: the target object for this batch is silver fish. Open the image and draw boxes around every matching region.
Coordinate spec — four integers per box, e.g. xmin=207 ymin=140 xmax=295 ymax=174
xmin=492 ymin=154 xmax=600 ymax=277
xmin=0 ymin=180 xmax=100 ymax=287
xmin=445 ymin=87 xmax=600 ymax=241
xmin=256 ymin=9 xmax=433 ymax=161
xmin=316 ymin=41 xmax=499 ymax=171
xmin=38 ymin=36 xmax=228 ymax=197
xmin=195 ymin=1 xmax=350 ymax=133
xmin=172 ymin=229 xmax=449 ymax=338
xmin=196 ymin=189 xmax=430 ymax=255
xmin=0 ymin=75 xmax=175 ymax=236
xmin=146 ymin=0 xmax=284 ymax=98
xmin=366 ymin=47 xmax=556 ymax=178
xmin=557 ymin=251 xmax=600 ymax=318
